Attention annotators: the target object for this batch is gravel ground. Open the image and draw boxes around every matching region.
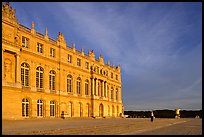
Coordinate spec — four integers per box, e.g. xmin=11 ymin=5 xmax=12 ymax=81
xmin=2 ymin=118 xmax=202 ymax=135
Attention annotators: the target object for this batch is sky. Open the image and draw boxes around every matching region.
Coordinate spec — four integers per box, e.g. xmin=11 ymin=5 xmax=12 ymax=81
xmin=9 ymin=2 xmax=202 ymax=111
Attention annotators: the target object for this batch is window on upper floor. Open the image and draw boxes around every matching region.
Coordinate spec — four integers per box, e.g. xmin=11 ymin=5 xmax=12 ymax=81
xmin=67 ymin=75 xmax=72 ymax=93
xmin=36 ymin=66 xmax=44 ymax=89
xmin=68 ymin=54 xmax=72 ymax=63
xmin=37 ymin=43 xmax=43 ymax=53
xmin=111 ymin=72 xmax=113 ymax=79
xmin=116 ymin=74 xmax=118 ymax=80
xmin=77 ymin=58 xmax=81 ymax=66
xmin=85 ymin=62 xmax=89 ymax=70
xmin=96 ymin=66 xmax=99 ymax=74
xmin=116 ymin=88 xmax=118 ymax=101
xmin=49 ymin=70 xmax=56 ymax=92
xmin=21 ymin=63 xmax=30 ymax=87
xmin=111 ymin=87 xmax=114 ymax=99
xmin=22 ymin=36 xmax=29 ymax=48
xmin=85 ymin=79 xmax=89 ymax=95
xmin=50 ymin=48 xmax=55 ymax=57
xmin=76 ymin=77 xmax=81 ymax=94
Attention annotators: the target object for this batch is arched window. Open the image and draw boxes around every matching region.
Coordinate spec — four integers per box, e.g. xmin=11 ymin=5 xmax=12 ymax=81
xmin=22 ymin=98 xmax=29 ymax=117
xmin=37 ymin=99 xmax=44 ymax=117
xmin=21 ymin=63 xmax=30 ymax=87
xmin=111 ymin=87 xmax=114 ymax=100
xmin=67 ymin=75 xmax=72 ymax=93
xmin=68 ymin=102 xmax=73 ymax=117
xmin=112 ymin=105 xmax=115 ymax=117
xmin=107 ymin=86 xmax=109 ymax=99
xmin=79 ymin=102 xmax=83 ymax=117
xmin=50 ymin=100 xmax=55 ymax=117
xmin=116 ymin=88 xmax=118 ymax=101
xmin=99 ymin=104 xmax=103 ymax=117
xmin=117 ymin=106 xmax=119 ymax=117
xmin=36 ymin=66 xmax=43 ymax=89
xmin=77 ymin=77 xmax=81 ymax=94
xmin=108 ymin=105 xmax=110 ymax=116
xmin=86 ymin=103 xmax=90 ymax=117
xmin=49 ymin=70 xmax=56 ymax=92
xmin=85 ymin=79 xmax=89 ymax=95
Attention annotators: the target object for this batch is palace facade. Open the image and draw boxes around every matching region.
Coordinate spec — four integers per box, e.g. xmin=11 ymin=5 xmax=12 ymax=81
xmin=2 ymin=2 xmax=124 ymax=120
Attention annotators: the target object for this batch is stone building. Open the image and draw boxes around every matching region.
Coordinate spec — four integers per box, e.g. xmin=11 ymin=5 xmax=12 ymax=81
xmin=2 ymin=2 xmax=123 ymax=120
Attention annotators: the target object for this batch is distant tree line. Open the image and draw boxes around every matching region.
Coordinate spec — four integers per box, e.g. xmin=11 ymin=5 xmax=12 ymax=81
xmin=124 ymin=110 xmax=202 ymax=118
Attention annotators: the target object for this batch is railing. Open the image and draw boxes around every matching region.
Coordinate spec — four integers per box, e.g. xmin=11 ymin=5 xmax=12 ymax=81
xmin=49 ymin=38 xmax=57 ymax=44
xmin=36 ymin=32 xmax=44 ymax=39
xmin=19 ymin=24 xmax=31 ymax=32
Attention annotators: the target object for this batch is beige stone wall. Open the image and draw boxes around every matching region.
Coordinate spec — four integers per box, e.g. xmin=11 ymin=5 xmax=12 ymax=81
xmin=2 ymin=2 xmax=123 ymax=120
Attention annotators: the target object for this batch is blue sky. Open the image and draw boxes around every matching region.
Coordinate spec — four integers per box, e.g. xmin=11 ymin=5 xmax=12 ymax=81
xmin=10 ymin=2 xmax=202 ymax=111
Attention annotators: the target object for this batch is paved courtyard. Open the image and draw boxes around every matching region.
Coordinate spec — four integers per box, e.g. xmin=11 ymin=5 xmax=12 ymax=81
xmin=2 ymin=118 xmax=202 ymax=135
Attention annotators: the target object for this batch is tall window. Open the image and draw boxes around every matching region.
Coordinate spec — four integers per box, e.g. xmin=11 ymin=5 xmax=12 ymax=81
xmin=96 ymin=66 xmax=99 ymax=74
xmin=22 ymin=98 xmax=29 ymax=117
xmin=86 ymin=103 xmax=90 ymax=117
xmin=37 ymin=99 xmax=44 ymax=117
xmin=85 ymin=62 xmax=89 ymax=70
xmin=77 ymin=77 xmax=81 ymax=94
xmin=85 ymin=79 xmax=89 ymax=95
xmin=116 ymin=88 xmax=118 ymax=101
xmin=50 ymin=48 xmax=55 ymax=57
xmin=49 ymin=70 xmax=56 ymax=92
xmin=22 ymin=36 xmax=29 ymax=48
xmin=21 ymin=63 xmax=29 ymax=87
xmin=111 ymin=87 xmax=114 ymax=99
xmin=111 ymin=72 xmax=113 ymax=79
xmin=68 ymin=102 xmax=73 ymax=117
xmin=116 ymin=74 xmax=118 ymax=80
xmin=68 ymin=54 xmax=72 ymax=63
xmin=50 ymin=100 xmax=55 ymax=117
xmin=108 ymin=105 xmax=110 ymax=116
xmin=77 ymin=58 xmax=81 ymax=66
xmin=79 ymin=102 xmax=83 ymax=117
xmin=37 ymin=43 xmax=43 ymax=53
xmin=67 ymin=75 xmax=72 ymax=93
xmin=107 ymin=86 xmax=109 ymax=99
xmin=36 ymin=66 xmax=43 ymax=89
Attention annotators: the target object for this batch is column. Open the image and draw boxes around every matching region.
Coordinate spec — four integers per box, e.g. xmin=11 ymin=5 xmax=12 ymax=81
xmin=92 ymin=78 xmax=95 ymax=95
xmin=73 ymin=75 xmax=77 ymax=96
xmin=119 ymin=87 xmax=122 ymax=102
xmin=105 ymin=82 xmax=108 ymax=98
xmin=31 ymin=62 xmax=36 ymax=91
xmin=102 ymin=81 xmax=104 ymax=97
xmin=2 ymin=49 xmax=4 ymax=81
xmin=16 ymin=53 xmax=21 ymax=87
xmin=44 ymin=65 xmax=49 ymax=93
xmin=95 ymin=78 xmax=98 ymax=96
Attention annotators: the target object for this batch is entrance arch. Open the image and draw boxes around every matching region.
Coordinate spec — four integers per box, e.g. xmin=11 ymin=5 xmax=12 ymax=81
xmin=99 ymin=104 xmax=103 ymax=117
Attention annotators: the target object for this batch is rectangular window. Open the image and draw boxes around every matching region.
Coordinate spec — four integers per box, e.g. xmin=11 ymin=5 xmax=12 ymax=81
xmin=68 ymin=54 xmax=72 ymax=63
xmin=67 ymin=78 xmax=72 ymax=92
xmin=116 ymin=74 xmax=118 ymax=80
xmin=22 ymin=36 xmax=29 ymax=48
xmin=85 ymin=62 xmax=89 ymax=70
xmin=111 ymin=72 xmax=113 ymax=79
xmin=85 ymin=82 xmax=89 ymax=95
xmin=96 ymin=66 xmax=99 ymax=74
xmin=77 ymin=58 xmax=81 ymax=66
xmin=37 ymin=43 xmax=43 ymax=53
xmin=50 ymin=48 xmax=55 ymax=57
